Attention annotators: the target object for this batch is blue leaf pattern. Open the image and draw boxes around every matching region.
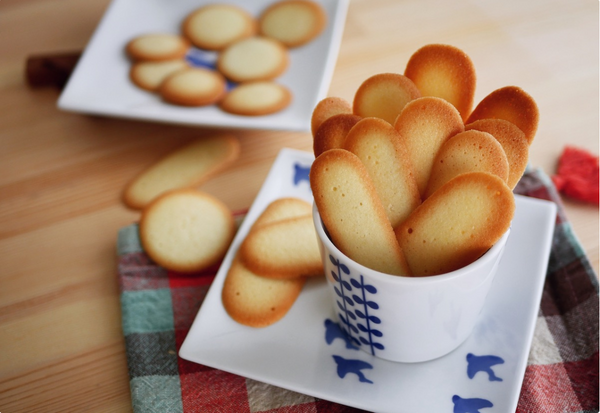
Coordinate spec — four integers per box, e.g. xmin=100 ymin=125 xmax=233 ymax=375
xmin=328 ymin=254 xmax=384 ymax=356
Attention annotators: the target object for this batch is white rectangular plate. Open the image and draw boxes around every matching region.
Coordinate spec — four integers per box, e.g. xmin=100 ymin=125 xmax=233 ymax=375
xmin=58 ymin=0 xmax=349 ymax=132
xmin=180 ymin=148 xmax=557 ymax=413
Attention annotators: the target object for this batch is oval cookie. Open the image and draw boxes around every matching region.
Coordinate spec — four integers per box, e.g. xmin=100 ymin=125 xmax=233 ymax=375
xmin=313 ymin=113 xmax=362 ymax=157
xmin=126 ymin=33 xmax=190 ymax=61
xmin=396 ymin=172 xmax=514 ymax=276
xmin=343 ymin=117 xmax=421 ymax=228
xmin=393 ymin=96 xmax=464 ymax=197
xmin=139 ymin=189 xmax=235 ymax=273
xmin=253 ymin=197 xmax=313 ymax=228
xmin=466 ymin=86 xmax=539 ymax=145
xmin=217 ymin=36 xmax=289 ymax=83
xmin=182 ymin=4 xmax=256 ymax=50
xmin=220 ymin=81 xmax=291 ymax=116
xmin=353 ymin=73 xmax=421 ymax=125
xmin=240 ymin=215 xmax=323 ymax=279
xmin=424 ymin=129 xmax=509 ymax=198
xmin=123 ymin=134 xmax=240 ymax=209
xmin=311 ymin=96 xmax=353 ymax=137
xmin=129 ymin=59 xmax=188 ymax=91
xmin=258 ymin=0 xmax=327 ymax=48
xmin=466 ymin=118 xmax=530 ymax=189
xmin=159 ymin=67 xmax=227 ymax=106
xmin=222 ymin=257 xmax=307 ymax=328
xmin=404 ymin=44 xmax=476 ymax=121
xmin=310 ymin=149 xmax=411 ymax=276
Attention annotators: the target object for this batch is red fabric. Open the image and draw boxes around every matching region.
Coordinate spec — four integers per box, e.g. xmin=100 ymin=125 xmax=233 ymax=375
xmin=552 ymin=146 xmax=599 ymax=205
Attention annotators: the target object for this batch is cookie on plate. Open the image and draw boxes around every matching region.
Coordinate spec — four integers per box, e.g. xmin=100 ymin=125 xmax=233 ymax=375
xmin=126 ymin=33 xmax=190 ymax=61
xmin=240 ymin=215 xmax=323 ymax=279
xmin=253 ymin=197 xmax=313 ymax=228
xmin=258 ymin=0 xmax=327 ymax=48
xmin=182 ymin=4 xmax=256 ymax=51
xmin=139 ymin=189 xmax=235 ymax=273
xmin=222 ymin=257 xmax=307 ymax=328
xmin=220 ymin=81 xmax=291 ymax=116
xmin=217 ymin=36 xmax=289 ymax=83
xmin=159 ymin=67 xmax=227 ymax=106
xmin=129 ymin=59 xmax=189 ymax=91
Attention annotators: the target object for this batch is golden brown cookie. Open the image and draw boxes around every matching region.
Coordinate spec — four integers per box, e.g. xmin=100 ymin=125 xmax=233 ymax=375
xmin=466 ymin=86 xmax=539 ymax=145
xmin=343 ymin=117 xmax=421 ymax=228
xmin=352 ymin=73 xmax=421 ymax=125
xmin=126 ymin=33 xmax=190 ymax=61
xmin=222 ymin=257 xmax=307 ymax=328
xmin=258 ymin=0 xmax=327 ymax=48
xmin=393 ymin=96 xmax=464 ymax=197
xmin=404 ymin=44 xmax=477 ymax=121
xmin=139 ymin=189 xmax=235 ymax=273
xmin=253 ymin=197 xmax=313 ymax=228
xmin=313 ymin=113 xmax=362 ymax=157
xmin=311 ymin=96 xmax=353 ymax=137
xmin=123 ymin=135 xmax=240 ymax=209
xmin=129 ymin=59 xmax=189 ymax=91
xmin=310 ymin=149 xmax=411 ymax=276
xmin=396 ymin=172 xmax=514 ymax=276
xmin=217 ymin=36 xmax=289 ymax=83
xmin=424 ymin=130 xmax=509 ymax=198
xmin=220 ymin=81 xmax=291 ymax=116
xmin=240 ymin=215 xmax=323 ymax=279
xmin=466 ymin=118 xmax=530 ymax=189
xmin=159 ymin=67 xmax=227 ymax=106
xmin=182 ymin=4 xmax=256 ymax=50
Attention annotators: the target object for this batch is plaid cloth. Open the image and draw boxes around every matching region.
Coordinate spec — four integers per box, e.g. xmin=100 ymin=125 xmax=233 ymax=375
xmin=117 ymin=168 xmax=599 ymax=413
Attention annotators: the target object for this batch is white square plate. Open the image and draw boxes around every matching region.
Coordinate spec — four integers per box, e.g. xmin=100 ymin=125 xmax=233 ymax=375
xmin=180 ymin=148 xmax=557 ymax=412
xmin=58 ymin=0 xmax=349 ymax=132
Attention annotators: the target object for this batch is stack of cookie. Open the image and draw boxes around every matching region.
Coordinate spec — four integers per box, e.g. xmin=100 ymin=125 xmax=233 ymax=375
xmin=126 ymin=0 xmax=327 ymax=116
xmin=310 ymin=43 xmax=539 ymax=277
xmin=222 ymin=197 xmax=324 ymax=328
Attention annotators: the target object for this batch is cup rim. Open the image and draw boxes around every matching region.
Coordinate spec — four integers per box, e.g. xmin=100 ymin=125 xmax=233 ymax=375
xmin=312 ymin=203 xmax=510 ymax=285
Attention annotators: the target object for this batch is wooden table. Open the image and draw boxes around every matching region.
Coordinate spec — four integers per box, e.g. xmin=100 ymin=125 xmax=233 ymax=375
xmin=1 ymin=0 xmax=597 ymax=411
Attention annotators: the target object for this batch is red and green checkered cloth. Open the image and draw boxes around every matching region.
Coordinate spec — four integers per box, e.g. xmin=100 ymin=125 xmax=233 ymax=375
xmin=117 ymin=168 xmax=599 ymax=412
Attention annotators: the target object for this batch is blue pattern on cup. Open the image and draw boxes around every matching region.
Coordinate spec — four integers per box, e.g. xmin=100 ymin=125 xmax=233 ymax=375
xmin=329 ymin=254 xmax=384 ymax=355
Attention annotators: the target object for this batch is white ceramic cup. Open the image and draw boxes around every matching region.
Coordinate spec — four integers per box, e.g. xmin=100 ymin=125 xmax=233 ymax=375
xmin=312 ymin=204 xmax=510 ymax=363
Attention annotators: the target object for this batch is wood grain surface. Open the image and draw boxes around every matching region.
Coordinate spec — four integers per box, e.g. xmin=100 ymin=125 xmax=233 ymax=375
xmin=0 ymin=0 xmax=597 ymax=411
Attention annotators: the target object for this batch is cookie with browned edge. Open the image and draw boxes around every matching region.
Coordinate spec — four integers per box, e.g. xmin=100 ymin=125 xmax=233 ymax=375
xmin=182 ymin=4 xmax=256 ymax=50
xmin=123 ymin=134 xmax=240 ymax=209
xmin=258 ymin=0 xmax=327 ymax=48
xmin=140 ymin=189 xmax=235 ymax=273
xmin=310 ymin=149 xmax=411 ymax=276
xmin=404 ymin=44 xmax=476 ymax=121
xmin=396 ymin=172 xmax=514 ymax=276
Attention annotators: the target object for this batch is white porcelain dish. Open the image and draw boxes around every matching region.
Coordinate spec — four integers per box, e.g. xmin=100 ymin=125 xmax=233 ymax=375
xmin=58 ymin=0 xmax=349 ymax=132
xmin=179 ymin=148 xmax=557 ymax=413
